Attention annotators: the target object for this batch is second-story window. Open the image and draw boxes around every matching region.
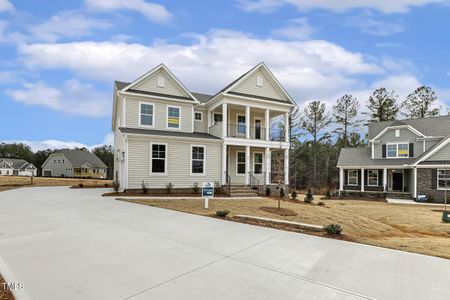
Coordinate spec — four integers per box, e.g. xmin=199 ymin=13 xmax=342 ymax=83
xmin=213 ymin=113 xmax=222 ymax=124
xmin=237 ymin=115 xmax=246 ymax=135
xmin=387 ymin=143 xmax=409 ymax=158
xmin=140 ymin=103 xmax=154 ymax=127
xmin=167 ymin=106 xmax=180 ymax=129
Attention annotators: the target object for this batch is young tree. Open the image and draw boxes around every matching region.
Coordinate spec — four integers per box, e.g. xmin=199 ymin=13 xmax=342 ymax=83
xmin=300 ymin=101 xmax=330 ymax=186
xmin=332 ymin=94 xmax=360 ymax=148
xmin=92 ymin=145 xmax=114 ymax=179
xmin=367 ymin=88 xmax=399 ymax=122
xmin=0 ymin=143 xmax=34 ymax=162
xmin=403 ymin=86 xmax=441 ymax=118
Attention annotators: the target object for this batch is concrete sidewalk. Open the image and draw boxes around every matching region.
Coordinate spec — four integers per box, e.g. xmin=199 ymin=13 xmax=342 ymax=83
xmin=0 ymin=187 xmax=449 ymax=300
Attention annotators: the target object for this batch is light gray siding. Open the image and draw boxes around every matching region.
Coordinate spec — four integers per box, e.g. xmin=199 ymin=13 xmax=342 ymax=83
xmin=133 ymin=69 xmax=190 ymax=98
xmin=231 ymin=69 xmax=287 ymax=101
xmin=425 ymin=139 xmax=439 ymax=151
xmin=374 ymin=128 xmax=421 ymax=158
xmin=426 ymin=141 xmax=450 ymax=161
xmin=127 ymin=137 xmax=222 ymax=188
xmin=194 ymin=108 xmax=208 ymax=132
xmin=42 ymin=154 xmax=74 ymax=177
xmin=227 ymin=146 xmax=266 ymax=185
xmin=125 ymin=94 xmax=194 ymax=132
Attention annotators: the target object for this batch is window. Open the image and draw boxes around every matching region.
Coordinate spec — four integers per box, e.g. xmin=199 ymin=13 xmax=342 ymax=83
xmin=387 ymin=143 xmax=409 ymax=158
xmin=368 ymin=170 xmax=378 ymax=186
xmin=167 ymin=106 xmax=180 ymax=129
xmin=157 ymin=76 xmax=165 ymax=87
xmin=0 ymin=170 xmax=2 ymax=175
xmin=194 ymin=112 xmax=202 ymax=121
xmin=6 ymin=170 xmax=9 ymax=175
xmin=256 ymin=76 xmax=263 ymax=87
xmin=237 ymin=114 xmax=246 ymax=135
xmin=140 ymin=103 xmax=154 ymax=127
xmin=254 ymin=153 xmax=263 ymax=174
xmin=237 ymin=152 xmax=246 ymax=175
xmin=213 ymin=113 xmax=222 ymax=124
xmin=191 ymin=146 xmax=205 ymax=175
xmin=348 ymin=170 xmax=358 ymax=186
xmin=395 ymin=129 xmax=400 ymax=137
xmin=151 ymin=144 xmax=166 ymax=174
xmin=438 ymin=169 xmax=450 ymax=190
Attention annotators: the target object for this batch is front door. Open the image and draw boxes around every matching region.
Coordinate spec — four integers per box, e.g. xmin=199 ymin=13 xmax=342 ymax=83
xmin=392 ymin=173 xmax=403 ymax=191
xmin=254 ymin=119 xmax=262 ymax=139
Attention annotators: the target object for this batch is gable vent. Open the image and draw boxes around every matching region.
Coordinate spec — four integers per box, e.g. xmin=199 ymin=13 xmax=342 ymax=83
xmin=256 ymin=76 xmax=263 ymax=87
xmin=157 ymin=76 xmax=165 ymax=87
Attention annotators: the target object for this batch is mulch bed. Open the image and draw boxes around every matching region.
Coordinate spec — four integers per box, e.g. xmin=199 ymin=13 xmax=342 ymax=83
xmin=0 ymin=274 xmax=14 ymax=300
xmin=103 ymin=192 xmax=228 ymax=197
xmin=327 ymin=196 xmax=387 ymax=202
xmin=259 ymin=206 xmax=298 ymax=216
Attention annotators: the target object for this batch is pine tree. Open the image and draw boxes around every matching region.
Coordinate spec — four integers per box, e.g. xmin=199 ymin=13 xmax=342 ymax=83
xmin=403 ymin=86 xmax=441 ymax=118
xmin=367 ymin=88 xmax=399 ymax=122
xmin=332 ymin=94 xmax=360 ymax=148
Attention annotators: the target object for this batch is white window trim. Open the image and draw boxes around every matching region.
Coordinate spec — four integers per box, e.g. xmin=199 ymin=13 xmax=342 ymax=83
xmin=194 ymin=111 xmax=203 ymax=121
xmin=149 ymin=142 xmax=168 ymax=176
xmin=190 ymin=144 xmax=206 ymax=176
xmin=166 ymin=105 xmax=181 ymax=130
xmin=157 ymin=75 xmax=165 ymax=87
xmin=253 ymin=117 xmax=263 ymax=139
xmin=236 ymin=113 xmax=246 ymax=136
xmin=256 ymin=76 xmax=263 ymax=87
xmin=367 ymin=170 xmax=379 ymax=187
xmin=236 ymin=151 xmax=246 ymax=176
xmin=386 ymin=142 xmax=409 ymax=158
xmin=139 ymin=101 xmax=155 ymax=128
xmin=395 ymin=129 xmax=400 ymax=137
xmin=348 ymin=170 xmax=358 ymax=186
xmin=253 ymin=151 xmax=263 ymax=175
xmin=213 ymin=112 xmax=223 ymax=125
xmin=437 ymin=169 xmax=450 ymax=190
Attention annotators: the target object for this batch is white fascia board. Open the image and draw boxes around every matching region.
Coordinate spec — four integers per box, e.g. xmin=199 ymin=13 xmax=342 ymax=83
xmin=370 ymin=125 xmax=426 ymax=142
xmin=224 ymin=137 xmax=290 ymax=149
xmin=125 ymin=133 xmax=224 ymax=143
xmin=221 ymin=94 xmax=293 ymax=111
xmin=118 ymin=91 xmax=197 ymax=105
xmin=414 ymin=136 xmax=450 ymax=165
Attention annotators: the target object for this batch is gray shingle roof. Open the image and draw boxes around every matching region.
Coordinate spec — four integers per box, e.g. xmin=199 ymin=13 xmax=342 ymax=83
xmin=0 ymin=158 xmax=30 ymax=170
xmin=191 ymin=92 xmax=214 ymax=103
xmin=119 ymin=127 xmax=221 ymax=140
xmin=115 ymin=81 xmax=129 ymax=90
xmin=60 ymin=150 xmax=107 ymax=169
xmin=368 ymin=115 xmax=450 ymax=140
xmin=337 ymin=148 xmax=417 ymax=167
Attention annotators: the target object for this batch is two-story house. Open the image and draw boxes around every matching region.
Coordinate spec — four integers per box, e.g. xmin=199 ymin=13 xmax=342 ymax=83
xmin=112 ymin=63 xmax=295 ymax=193
xmin=337 ymin=116 xmax=450 ymax=202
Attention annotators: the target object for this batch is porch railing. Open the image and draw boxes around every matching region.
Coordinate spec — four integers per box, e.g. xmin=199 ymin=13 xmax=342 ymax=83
xmin=222 ymin=171 xmax=231 ymax=196
xmin=248 ymin=172 xmax=260 ymax=195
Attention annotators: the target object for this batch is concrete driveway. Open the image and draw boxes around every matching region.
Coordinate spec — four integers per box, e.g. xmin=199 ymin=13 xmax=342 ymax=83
xmin=0 ymin=187 xmax=449 ymax=300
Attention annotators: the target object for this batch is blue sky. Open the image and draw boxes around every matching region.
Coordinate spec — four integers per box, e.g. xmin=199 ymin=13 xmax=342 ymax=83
xmin=1 ymin=0 xmax=449 ymax=150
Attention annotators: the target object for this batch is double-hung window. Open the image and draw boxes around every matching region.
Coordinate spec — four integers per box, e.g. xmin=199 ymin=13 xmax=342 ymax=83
xmin=237 ymin=152 xmax=246 ymax=175
xmin=237 ymin=115 xmax=246 ymax=135
xmin=195 ymin=112 xmax=202 ymax=121
xmin=254 ymin=153 xmax=263 ymax=174
xmin=214 ymin=113 xmax=222 ymax=124
xmin=368 ymin=170 xmax=378 ymax=186
xmin=348 ymin=170 xmax=358 ymax=186
xmin=151 ymin=144 xmax=166 ymax=174
xmin=140 ymin=103 xmax=154 ymax=127
xmin=438 ymin=169 xmax=450 ymax=190
xmin=167 ymin=106 xmax=180 ymax=129
xmin=387 ymin=143 xmax=409 ymax=158
xmin=191 ymin=146 xmax=205 ymax=175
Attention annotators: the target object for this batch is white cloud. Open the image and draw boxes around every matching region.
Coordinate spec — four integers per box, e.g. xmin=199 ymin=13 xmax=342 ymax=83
xmin=6 ymin=79 xmax=110 ymax=117
xmin=17 ymin=29 xmax=383 ymax=102
xmin=344 ymin=13 xmax=404 ymax=36
xmin=30 ymin=10 xmax=111 ymax=42
xmin=272 ymin=17 xmax=315 ymax=40
xmin=0 ymin=0 xmax=14 ymax=13
xmin=85 ymin=0 xmax=172 ymax=23
xmin=237 ymin=0 xmax=449 ymax=14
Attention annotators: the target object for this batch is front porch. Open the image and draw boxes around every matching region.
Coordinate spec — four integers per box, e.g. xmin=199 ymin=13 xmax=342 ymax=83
xmin=339 ymin=167 xmax=416 ymax=197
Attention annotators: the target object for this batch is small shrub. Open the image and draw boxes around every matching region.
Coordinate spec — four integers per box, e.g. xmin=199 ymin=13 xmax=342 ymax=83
xmin=318 ymin=201 xmax=325 ymax=206
xmin=166 ymin=182 xmax=174 ymax=194
xmin=326 ymin=187 xmax=332 ymax=199
xmin=214 ymin=181 xmax=222 ymax=194
xmin=104 ymin=183 xmax=108 ymax=187
xmin=304 ymin=188 xmax=314 ymax=203
xmin=324 ymin=223 xmax=342 ymax=235
xmin=341 ymin=190 xmax=346 ymax=197
xmin=279 ymin=187 xmax=285 ymax=198
xmin=78 ymin=183 xmax=84 ymax=188
xmin=265 ymin=186 xmax=271 ymax=196
xmin=291 ymin=189 xmax=298 ymax=201
xmin=215 ymin=210 xmax=230 ymax=218
xmin=112 ymin=179 xmax=120 ymax=193
xmin=427 ymin=193 xmax=434 ymax=202
xmin=192 ymin=182 xmax=199 ymax=194
xmin=141 ymin=181 xmax=149 ymax=194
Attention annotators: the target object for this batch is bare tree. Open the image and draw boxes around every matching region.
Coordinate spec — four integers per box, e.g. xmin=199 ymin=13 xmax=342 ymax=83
xmin=403 ymin=86 xmax=441 ymax=118
xmin=333 ymin=94 xmax=360 ymax=148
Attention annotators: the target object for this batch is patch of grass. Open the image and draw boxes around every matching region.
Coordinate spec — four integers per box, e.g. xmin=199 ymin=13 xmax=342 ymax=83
xmin=259 ymin=206 xmax=297 ymax=216
xmin=0 ymin=176 xmax=111 ymax=189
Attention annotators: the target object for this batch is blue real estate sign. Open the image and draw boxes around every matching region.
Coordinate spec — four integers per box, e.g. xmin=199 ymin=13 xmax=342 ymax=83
xmin=202 ymin=182 xmax=214 ymax=198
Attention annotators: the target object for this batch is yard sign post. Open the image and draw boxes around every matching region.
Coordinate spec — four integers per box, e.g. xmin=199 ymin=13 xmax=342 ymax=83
xmin=202 ymin=182 xmax=214 ymax=209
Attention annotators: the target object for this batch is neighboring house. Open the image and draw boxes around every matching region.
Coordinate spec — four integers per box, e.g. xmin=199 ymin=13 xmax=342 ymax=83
xmin=42 ymin=149 xmax=107 ymax=178
xmin=0 ymin=158 xmax=37 ymax=176
xmin=337 ymin=116 xmax=450 ymax=202
xmin=112 ymin=63 xmax=294 ymax=191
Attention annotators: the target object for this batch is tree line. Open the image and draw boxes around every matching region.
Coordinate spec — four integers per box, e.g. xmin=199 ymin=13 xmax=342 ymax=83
xmin=284 ymin=85 xmax=446 ymax=189
xmin=0 ymin=143 xmax=114 ymax=179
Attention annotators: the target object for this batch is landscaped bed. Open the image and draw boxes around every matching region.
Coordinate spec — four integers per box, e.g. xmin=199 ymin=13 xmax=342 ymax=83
xmin=119 ymin=196 xmax=450 ymax=259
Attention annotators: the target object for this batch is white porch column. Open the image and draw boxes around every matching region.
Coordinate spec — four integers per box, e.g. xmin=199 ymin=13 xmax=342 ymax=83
xmin=284 ymin=112 xmax=289 ymax=143
xmin=207 ymin=110 xmax=212 ymax=132
xmin=265 ymin=147 xmax=271 ymax=185
xmin=361 ymin=168 xmax=365 ymax=192
xmin=339 ymin=168 xmax=344 ymax=193
xmin=413 ymin=167 xmax=417 ymax=198
xmin=245 ymin=106 xmax=250 ymax=139
xmin=245 ymin=146 xmax=250 ymax=185
xmin=222 ymin=144 xmax=227 ymax=184
xmin=383 ymin=168 xmax=387 ymax=192
xmin=222 ymin=103 xmax=228 ymax=138
xmin=284 ymin=148 xmax=289 ymax=185
xmin=265 ymin=109 xmax=270 ymax=140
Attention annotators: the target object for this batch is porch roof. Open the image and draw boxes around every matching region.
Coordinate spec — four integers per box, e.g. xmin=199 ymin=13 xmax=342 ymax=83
xmin=337 ymin=148 xmax=416 ymax=168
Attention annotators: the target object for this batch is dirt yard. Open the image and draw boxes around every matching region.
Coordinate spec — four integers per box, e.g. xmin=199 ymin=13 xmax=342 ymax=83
xmin=0 ymin=274 xmax=14 ymax=300
xmin=0 ymin=176 xmax=111 ymax=190
xmin=121 ymin=196 xmax=450 ymax=259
